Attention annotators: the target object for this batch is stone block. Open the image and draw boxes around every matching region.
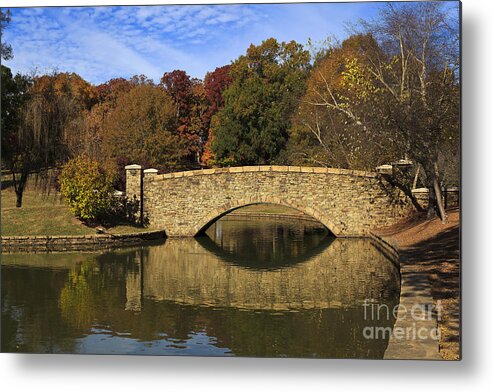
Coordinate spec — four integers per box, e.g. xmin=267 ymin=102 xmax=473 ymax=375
xmin=242 ymin=166 xmax=260 ymax=172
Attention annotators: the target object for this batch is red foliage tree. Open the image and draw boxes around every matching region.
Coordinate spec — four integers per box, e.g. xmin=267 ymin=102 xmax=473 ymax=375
xmin=95 ymin=78 xmax=134 ymax=104
xmin=160 ymin=70 xmax=208 ymax=165
xmin=204 ymin=65 xmax=232 ymax=118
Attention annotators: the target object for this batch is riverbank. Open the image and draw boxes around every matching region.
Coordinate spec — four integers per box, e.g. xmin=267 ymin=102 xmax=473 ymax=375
xmin=374 ymin=208 xmax=460 ymax=360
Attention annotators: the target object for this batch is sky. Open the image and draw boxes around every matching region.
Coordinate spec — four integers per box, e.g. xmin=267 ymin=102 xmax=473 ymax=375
xmin=0 ymin=2 xmax=442 ymax=84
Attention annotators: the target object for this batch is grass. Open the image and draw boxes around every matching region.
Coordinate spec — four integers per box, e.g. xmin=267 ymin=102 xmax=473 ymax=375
xmin=1 ymin=186 xmax=148 ymax=237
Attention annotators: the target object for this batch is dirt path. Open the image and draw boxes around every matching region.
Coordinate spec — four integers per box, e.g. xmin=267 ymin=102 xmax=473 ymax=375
xmin=375 ymin=208 xmax=460 ymax=360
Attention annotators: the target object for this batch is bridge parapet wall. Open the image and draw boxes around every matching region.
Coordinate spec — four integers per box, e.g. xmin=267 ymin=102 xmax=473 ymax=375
xmin=152 ymin=165 xmax=379 ymax=181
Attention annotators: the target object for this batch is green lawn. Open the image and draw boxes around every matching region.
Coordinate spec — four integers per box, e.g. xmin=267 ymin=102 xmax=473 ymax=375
xmin=1 ymin=187 xmax=148 ymax=236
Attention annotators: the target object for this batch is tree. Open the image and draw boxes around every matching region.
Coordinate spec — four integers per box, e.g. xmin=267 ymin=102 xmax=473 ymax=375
xmin=0 ymin=9 xmax=13 ymax=60
xmin=32 ymin=72 xmax=98 ymax=110
xmin=95 ymin=77 xmax=135 ymax=103
xmin=101 ymin=83 xmax=184 ymax=170
xmin=187 ymin=80 xmax=209 ymax=162
xmin=300 ymin=3 xmax=459 ymax=221
xmin=161 ymin=70 xmax=193 ymax=124
xmin=287 ymin=34 xmax=401 ymax=169
xmin=78 ymin=77 xmax=138 ymax=161
xmin=202 ymin=65 xmax=232 ymax=165
xmin=160 ymin=70 xmax=207 ymax=164
xmin=1 ymin=66 xmax=31 ymax=166
xmin=5 ymin=72 xmax=93 ymax=207
xmin=212 ymin=38 xmax=311 ymax=165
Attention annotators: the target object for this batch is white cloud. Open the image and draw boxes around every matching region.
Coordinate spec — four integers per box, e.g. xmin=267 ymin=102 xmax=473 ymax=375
xmin=2 ymin=3 xmax=384 ymax=83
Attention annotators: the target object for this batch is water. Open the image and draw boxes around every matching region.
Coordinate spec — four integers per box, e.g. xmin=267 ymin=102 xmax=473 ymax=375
xmin=1 ymin=216 xmax=400 ymax=358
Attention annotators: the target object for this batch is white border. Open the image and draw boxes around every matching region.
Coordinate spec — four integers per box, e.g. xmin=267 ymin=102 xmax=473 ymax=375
xmin=1 ymin=0 xmax=492 ymax=390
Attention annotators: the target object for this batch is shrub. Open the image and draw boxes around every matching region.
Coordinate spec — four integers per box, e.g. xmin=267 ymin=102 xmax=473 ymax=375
xmin=109 ymin=193 xmax=142 ymax=226
xmin=59 ymin=156 xmax=116 ymax=222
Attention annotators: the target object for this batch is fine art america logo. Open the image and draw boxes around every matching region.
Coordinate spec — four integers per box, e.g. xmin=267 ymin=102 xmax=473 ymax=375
xmin=362 ymin=299 xmax=442 ymax=341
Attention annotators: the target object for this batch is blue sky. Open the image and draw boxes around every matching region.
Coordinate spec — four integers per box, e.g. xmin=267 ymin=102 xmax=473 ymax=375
xmin=2 ymin=3 xmax=398 ymax=84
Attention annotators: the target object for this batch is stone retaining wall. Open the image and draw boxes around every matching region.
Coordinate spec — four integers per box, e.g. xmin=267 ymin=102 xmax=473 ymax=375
xmin=1 ymin=230 xmax=165 ymax=253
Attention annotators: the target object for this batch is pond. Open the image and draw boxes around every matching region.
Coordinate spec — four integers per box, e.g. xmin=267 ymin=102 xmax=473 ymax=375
xmin=1 ymin=213 xmax=400 ymax=358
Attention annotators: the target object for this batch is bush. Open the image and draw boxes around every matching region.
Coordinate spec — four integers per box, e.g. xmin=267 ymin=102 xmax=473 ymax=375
xmin=110 ymin=193 xmax=142 ymax=226
xmin=59 ymin=156 xmax=116 ymax=222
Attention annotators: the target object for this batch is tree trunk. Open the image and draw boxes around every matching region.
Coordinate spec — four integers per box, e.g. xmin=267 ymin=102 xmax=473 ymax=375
xmin=424 ymin=161 xmax=447 ymax=223
xmin=433 ymin=162 xmax=448 ymax=223
xmin=427 ymin=179 xmax=437 ymax=220
xmin=16 ymin=191 xmax=23 ymax=208
xmin=13 ymin=167 xmax=29 ymax=208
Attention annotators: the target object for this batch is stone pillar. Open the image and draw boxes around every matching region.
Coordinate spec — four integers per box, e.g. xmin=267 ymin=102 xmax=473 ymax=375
xmin=125 ymin=164 xmax=143 ymax=224
xmin=143 ymin=168 xmax=158 ymax=178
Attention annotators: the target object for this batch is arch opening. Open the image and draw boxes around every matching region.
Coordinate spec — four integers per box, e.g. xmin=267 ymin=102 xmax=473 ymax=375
xmin=196 ymin=202 xmax=336 ymax=269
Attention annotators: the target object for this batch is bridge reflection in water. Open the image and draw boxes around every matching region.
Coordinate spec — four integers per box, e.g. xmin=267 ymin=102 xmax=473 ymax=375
xmin=1 ymin=217 xmax=400 ymax=358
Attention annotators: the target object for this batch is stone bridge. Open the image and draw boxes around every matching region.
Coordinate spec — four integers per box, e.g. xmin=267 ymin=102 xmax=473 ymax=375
xmin=125 ymin=165 xmax=412 ymax=237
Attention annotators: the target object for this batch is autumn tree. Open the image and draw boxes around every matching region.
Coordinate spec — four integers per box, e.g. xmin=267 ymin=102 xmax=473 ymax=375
xmin=101 ymin=83 xmax=184 ymax=171
xmin=5 ymin=72 xmax=96 ymax=207
xmin=33 ymin=72 xmax=98 ymax=110
xmin=82 ymin=75 xmax=175 ymax=189
xmin=202 ymin=65 xmax=232 ymax=165
xmin=161 ymin=70 xmax=193 ymax=122
xmin=287 ymin=34 xmax=401 ymax=169
xmin=300 ymin=3 xmax=459 ymax=221
xmin=95 ymin=77 xmax=135 ymax=103
xmin=212 ymin=38 xmax=311 ymax=165
xmin=366 ymin=2 xmax=459 ymax=221
xmin=187 ymin=80 xmax=209 ymax=162
xmin=160 ymin=70 xmax=207 ymax=164
xmin=77 ymin=77 xmax=139 ymax=161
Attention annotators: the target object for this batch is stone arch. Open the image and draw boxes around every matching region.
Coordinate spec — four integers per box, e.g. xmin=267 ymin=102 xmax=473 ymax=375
xmin=193 ymin=197 xmax=343 ymax=237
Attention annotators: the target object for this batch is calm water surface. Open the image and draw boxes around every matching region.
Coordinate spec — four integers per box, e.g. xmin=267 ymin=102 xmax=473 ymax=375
xmin=1 ymin=216 xmax=400 ymax=358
